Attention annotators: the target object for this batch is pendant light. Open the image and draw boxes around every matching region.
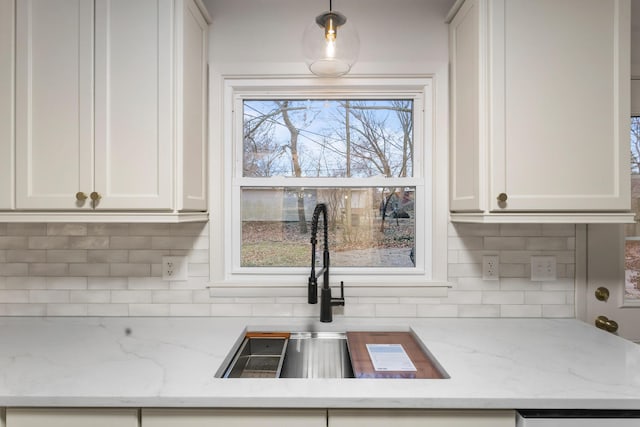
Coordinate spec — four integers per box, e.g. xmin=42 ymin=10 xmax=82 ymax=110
xmin=302 ymin=0 xmax=359 ymax=77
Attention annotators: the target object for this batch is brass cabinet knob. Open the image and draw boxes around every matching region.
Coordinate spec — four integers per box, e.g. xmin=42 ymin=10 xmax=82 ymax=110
xmin=75 ymin=192 xmax=88 ymax=201
xmin=595 ymin=315 xmax=619 ymax=333
xmin=595 ymin=287 xmax=610 ymax=302
xmin=90 ymin=191 xmax=102 ymax=201
xmin=497 ymin=193 xmax=508 ymax=203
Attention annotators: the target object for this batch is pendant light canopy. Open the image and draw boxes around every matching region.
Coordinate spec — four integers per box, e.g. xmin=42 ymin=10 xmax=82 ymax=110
xmin=302 ymin=0 xmax=359 ymax=77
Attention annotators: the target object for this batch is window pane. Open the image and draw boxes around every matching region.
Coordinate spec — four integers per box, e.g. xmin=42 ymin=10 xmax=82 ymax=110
xmin=243 ymin=100 xmax=413 ymax=178
xmin=241 ymin=187 xmax=416 ymax=268
xmin=625 ymin=116 xmax=640 ymax=302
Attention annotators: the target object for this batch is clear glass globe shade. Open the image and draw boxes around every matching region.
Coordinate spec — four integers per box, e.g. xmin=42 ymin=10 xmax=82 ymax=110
xmin=302 ymin=15 xmax=359 ymax=77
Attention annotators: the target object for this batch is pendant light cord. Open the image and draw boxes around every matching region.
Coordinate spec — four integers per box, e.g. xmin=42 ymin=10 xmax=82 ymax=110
xmin=329 ymin=0 xmax=332 ymax=12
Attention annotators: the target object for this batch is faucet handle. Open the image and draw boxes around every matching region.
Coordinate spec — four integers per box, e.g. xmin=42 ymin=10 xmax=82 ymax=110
xmin=333 ymin=281 xmax=345 ymax=307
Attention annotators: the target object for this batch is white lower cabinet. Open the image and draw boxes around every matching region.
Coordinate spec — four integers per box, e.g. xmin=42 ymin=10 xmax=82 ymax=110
xmin=328 ymin=409 xmax=516 ymax=427
xmin=142 ymin=408 xmax=327 ymax=427
xmin=5 ymin=408 xmax=138 ymax=427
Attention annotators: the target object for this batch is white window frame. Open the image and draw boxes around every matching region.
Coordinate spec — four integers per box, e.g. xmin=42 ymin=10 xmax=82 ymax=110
xmin=209 ymin=76 xmax=448 ymax=295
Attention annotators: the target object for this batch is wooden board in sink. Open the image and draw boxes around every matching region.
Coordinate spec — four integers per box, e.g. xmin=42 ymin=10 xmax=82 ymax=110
xmin=346 ymin=331 xmax=445 ymax=379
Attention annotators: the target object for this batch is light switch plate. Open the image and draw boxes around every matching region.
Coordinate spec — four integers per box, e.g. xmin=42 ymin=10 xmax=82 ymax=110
xmin=531 ymin=256 xmax=556 ymax=281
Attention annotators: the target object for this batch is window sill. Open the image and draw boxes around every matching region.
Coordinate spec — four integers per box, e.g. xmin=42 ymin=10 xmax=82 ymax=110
xmin=207 ymin=280 xmax=451 ymax=298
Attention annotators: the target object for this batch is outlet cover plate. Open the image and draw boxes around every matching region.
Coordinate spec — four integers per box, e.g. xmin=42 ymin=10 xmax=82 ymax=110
xmin=482 ymin=255 xmax=499 ymax=280
xmin=162 ymin=256 xmax=188 ymax=281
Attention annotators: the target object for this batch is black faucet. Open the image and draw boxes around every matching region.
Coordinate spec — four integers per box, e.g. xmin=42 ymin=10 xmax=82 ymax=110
xmin=308 ymin=203 xmax=345 ymax=322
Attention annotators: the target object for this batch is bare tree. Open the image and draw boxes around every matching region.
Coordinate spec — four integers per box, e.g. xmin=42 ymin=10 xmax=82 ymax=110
xmin=632 ymin=117 xmax=640 ymax=174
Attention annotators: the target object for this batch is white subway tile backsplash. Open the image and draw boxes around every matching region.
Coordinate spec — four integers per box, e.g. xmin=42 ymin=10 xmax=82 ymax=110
xmin=169 ymin=304 xmax=210 ymax=316
xmin=29 ymin=263 xmax=68 ymax=276
xmin=0 ymin=237 xmax=28 ymax=249
xmin=0 ymin=222 xmax=576 ymax=319
xmin=69 ymin=263 xmax=109 ymax=277
xmin=0 ymin=303 xmax=46 ymax=316
xmin=417 ymin=304 xmax=458 ymax=317
xmin=458 ymin=304 xmax=500 ymax=317
xmin=129 ymin=304 xmax=170 ymax=316
xmin=109 ymin=263 xmax=150 ymax=277
xmin=110 ymin=236 xmax=152 ymax=249
xmin=210 ymin=303 xmax=252 ymax=316
xmin=70 ymin=290 xmax=110 ymax=304
xmin=252 ymin=303 xmax=294 ymax=317
xmin=153 ymin=290 xmax=192 ymax=304
xmin=46 ymin=277 xmax=87 ymax=290
xmin=8 ymin=223 xmax=46 ymax=236
xmin=500 ymin=304 xmax=542 ymax=318
xmin=46 ymin=303 xmax=88 ymax=316
xmin=482 ymin=291 xmax=525 ymax=305
xmin=6 ymin=276 xmax=47 ymax=289
xmin=524 ymin=291 xmax=567 ymax=305
xmin=87 ymin=303 xmax=129 ymax=316
xmin=111 ymin=290 xmax=152 ymax=304
xmin=128 ymin=277 xmax=168 ymax=290
xmin=46 ymin=250 xmax=87 ymax=263
xmin=7 ymin=249 xmax=47 ymax=263
xmin=88 ymin=277 xmax=128 ymax=290
xmin=87 ymin=250 xmax=129 ymax=263
xmin=47 ymin=224 xmax=87 ymax=236
xmin=484 ymin=237 xmax=527 ymax=250
xmin=28 ymin=236 xmax=69 ymax=249
xmin=29 ymin=290 xmax=69 ymax=303
xmin=87 ymin=224 xmax=129 ymax=236
xmin=375 ymin=303 xmax=417 ymax=317
xmin=69 ymin=236 xmax=110 ymax=250
xmin=0 ymin=290 xmax=29 ymax=303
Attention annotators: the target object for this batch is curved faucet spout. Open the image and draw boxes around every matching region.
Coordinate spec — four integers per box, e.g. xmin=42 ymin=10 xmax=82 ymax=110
xmin=308 ymin=203 xmax=344 ymax=322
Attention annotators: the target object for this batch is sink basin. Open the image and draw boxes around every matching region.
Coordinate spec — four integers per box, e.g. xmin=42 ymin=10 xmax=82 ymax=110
xmin=280 ymin=332 xmax=354 ymax=378
xmin=220 ymin=330 xmax=447 ymax=379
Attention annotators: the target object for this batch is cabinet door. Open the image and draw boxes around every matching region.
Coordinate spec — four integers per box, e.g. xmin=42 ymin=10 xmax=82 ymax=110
xmin=0 ymin=0 xmax=14 ymax=209
xmin=449 ymin=0 xmax=482 ymax=212
xmin=329 ymin=409 xmax=515 ymax=427
xmin=94 ymin=0 xmax=172 ymax=210
xmin=15 ymin=0 xmax=94 ymax=209
xmin=142 ymin=408 xmax=327 ymax=427
xmin=176 ymin=0 xmax=208 ymax=211
xmin=491 ymin=0 xmax=630 ymax=211
xmin=6 ymin=408 xmax=138 ymax=427
xmin=1 ymin=408 xmax=5 ymax=427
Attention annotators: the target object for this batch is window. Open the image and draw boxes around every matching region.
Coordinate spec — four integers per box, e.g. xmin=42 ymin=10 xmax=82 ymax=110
xmin=625 ymin=116 xmax=640 ymax=304
xmin=211 ymin=77 xmax=447 ymax=288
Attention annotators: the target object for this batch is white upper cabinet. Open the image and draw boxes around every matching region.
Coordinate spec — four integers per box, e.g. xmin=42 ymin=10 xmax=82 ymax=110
xmin=13 ymin=0 xmax=210 ymax=221
xmin=0 ymin=0 xmax=14 ymax=210
xmin=16 ymin=0 xmax=94 ymax=210
xmin=448 ymin=0 xmax=633 ymax=223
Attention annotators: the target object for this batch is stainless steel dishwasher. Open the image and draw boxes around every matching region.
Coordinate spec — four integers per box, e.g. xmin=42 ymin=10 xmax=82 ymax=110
xmin=517 ymin=410 xmax=640 ymax=426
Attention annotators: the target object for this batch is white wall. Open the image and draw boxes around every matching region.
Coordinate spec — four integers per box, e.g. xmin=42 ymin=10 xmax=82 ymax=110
xmin=204 ymin=0 xmax=452 ymax=74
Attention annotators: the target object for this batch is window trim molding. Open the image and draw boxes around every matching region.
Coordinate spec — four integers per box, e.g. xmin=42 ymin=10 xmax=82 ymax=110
xmin=208 ymin=75 xmax=450 ymax=294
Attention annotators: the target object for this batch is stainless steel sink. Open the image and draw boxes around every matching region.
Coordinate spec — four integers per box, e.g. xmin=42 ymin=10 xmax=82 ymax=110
xmin=221 ymin=331 xmax=354 ymax=379
xmin=280 ymin=332 xmax=354 ymax=378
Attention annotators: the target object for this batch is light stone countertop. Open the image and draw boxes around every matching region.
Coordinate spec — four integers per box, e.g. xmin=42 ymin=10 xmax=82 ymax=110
xmin=0 ymin=316 xmax=638 ymax=409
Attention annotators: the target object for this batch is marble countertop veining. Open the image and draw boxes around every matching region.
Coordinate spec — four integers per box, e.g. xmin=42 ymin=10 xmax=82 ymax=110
xmin=0 ymin=316 xmax=638 ymax=409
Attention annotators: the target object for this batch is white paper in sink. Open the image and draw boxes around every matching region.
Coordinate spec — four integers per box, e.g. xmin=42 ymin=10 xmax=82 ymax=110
xmin=366 ymin=344 xmax=417 ymax=371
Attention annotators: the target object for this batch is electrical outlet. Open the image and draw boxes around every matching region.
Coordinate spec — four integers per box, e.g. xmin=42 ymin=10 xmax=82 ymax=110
xmin=482 ymin=255 xmax=499 ymax=280
xmin=162 ymin=256 xmax=188 ymax=281
xmin=531 ymin=256 xmax=556 ymax=281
